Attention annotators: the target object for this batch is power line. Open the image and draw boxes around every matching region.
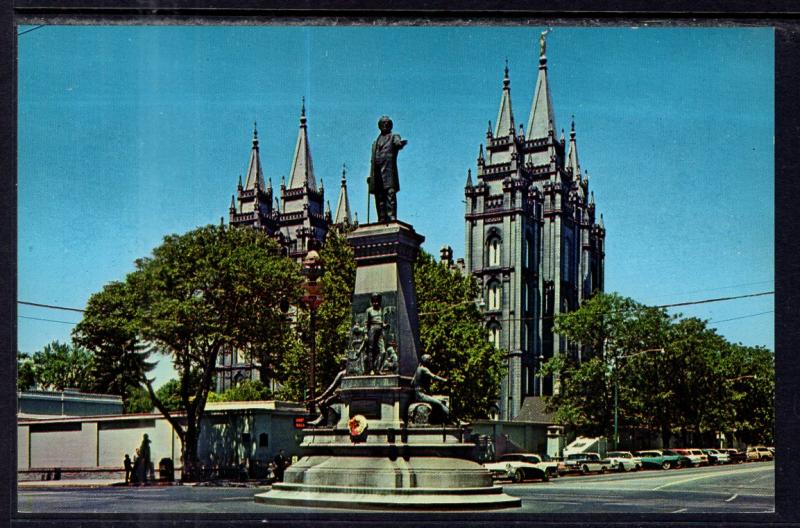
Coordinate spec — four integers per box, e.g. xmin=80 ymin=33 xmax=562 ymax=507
xmin=18 ymin=301 xmax=85 ymax=313
xmin=646 ymin=279 xmax=774 ymax=301
xmin=710 ymin=310 xmax=774 ymax=325
xmin=477 ymin=291 xmax=775 ymax=325
xmin=18 ymin=315 xmax=79 ymax=326
xmin=654 ymin=291 xmax=773 ymax=310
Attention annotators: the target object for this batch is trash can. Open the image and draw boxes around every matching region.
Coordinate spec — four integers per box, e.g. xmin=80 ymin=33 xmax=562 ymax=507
xmin=158 ymin=458 xmax=174 ymax=482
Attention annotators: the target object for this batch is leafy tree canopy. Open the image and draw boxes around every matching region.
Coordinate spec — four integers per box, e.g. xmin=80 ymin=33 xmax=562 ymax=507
xmin=414 ymin=250 xmax=505 ymax=420
xmin=20 ymin=341 xmax=96 ymax=393
xmin=543 ymin=292 xmax=774 ymax=447
xmin=74 ymin=224 xmax=303 ymax=480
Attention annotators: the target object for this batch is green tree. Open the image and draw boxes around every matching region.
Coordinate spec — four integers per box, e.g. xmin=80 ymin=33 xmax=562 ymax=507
xmin=154 ymin=378 xmax=183 ymax=411
xmin=17 ymin=352 xmax=36 ymax=391
xmin=74 ymin=225 xmax=302 ymax=480
xmin=274 ymin=225 xmax=356 ymax=402
xmin=414 ymin=250 xmax=505 ymax=420
xmin=544 ymin=293 xmax=672 ymax=441
xmin=208 ymin=379 xmax=273 ymax=402
xmin=722 ymin=343 xmax=774 ymax=445
xmin=314 ymin=225 xmax=356 ymax=394
xmin=25 ymin=341 xmax=96 ymax=392
xmin=124 ymin=386 xmax=154 ymax=413
xmin=73 ymin=280 xmax=156 ymax=411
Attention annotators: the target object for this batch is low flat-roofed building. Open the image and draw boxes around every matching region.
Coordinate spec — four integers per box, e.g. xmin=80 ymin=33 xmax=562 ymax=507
xmin=17 ymin=400 xmax=306 ymax=478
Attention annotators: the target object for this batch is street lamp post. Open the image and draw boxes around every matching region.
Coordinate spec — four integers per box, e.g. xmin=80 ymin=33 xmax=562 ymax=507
xmin=301 ymin=249 xmax=324 ymax=407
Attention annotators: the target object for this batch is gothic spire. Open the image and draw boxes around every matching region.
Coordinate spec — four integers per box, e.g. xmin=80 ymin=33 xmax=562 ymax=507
xmin=287 ymin=97 xmax=317 ymax=191
xmin=566 ymin=116 xmax=581 ymax=178
xmin=527 ymin=31 xmax=557 ymax=140
xmin=244 ymin=122 xmax=265 ymax=191
xmin=465 ymin=168 xmax=473 ymax=188
xmin=333 ymin=163 xmax=352 ymax=225
xmin=494 ymin=60 xmax=515 ymax=137
xmin=229 ymin=195 xmax=236 ymax=213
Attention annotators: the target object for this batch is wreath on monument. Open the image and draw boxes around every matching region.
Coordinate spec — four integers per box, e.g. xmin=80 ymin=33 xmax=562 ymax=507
xmin=348 ymin=415 xmax=369 ymax=439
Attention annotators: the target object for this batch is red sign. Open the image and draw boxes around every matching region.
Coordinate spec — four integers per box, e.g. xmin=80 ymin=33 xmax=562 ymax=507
xmin=294 ymin=416 xmax=306 ymax=429
xmin=301 ymin=295 xmax=324 ymax=310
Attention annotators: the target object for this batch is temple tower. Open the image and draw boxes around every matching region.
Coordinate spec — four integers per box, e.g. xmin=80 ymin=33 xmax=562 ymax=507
xmin=464 ymin=34 xmax=606 ymax=420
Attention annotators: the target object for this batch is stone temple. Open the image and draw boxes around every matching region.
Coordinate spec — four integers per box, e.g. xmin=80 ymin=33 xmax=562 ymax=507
xmin=463 ymin=39 xmax=606 ymax=420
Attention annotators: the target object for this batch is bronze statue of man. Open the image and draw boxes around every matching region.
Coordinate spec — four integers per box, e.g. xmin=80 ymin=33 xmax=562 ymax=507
xmin=369 ymin=115 xmax=407 ymax=223
xmin=365 ymin=293 xmax=388 ymax=374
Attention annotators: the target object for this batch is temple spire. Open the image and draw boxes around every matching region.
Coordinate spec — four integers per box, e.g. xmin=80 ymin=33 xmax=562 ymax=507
xmin=333 ymin=163 xmax=352 ymax=225
xmin=527 ymin=30 xmax=557 ymax=140
xmin=287 ymin=97 xmax=317 ymax=191
xmin=566 ymin=115 xmax=581 ymax=179
xmin=243 ymin=122 xmax=265 ymax=191
xmin=494 ymin=61 xmax=515 ymax=137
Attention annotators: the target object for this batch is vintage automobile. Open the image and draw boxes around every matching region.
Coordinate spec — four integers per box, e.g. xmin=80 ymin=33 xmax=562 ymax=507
xmin=672 ymin=448 xmax=708 ymax=467
xmin=483 ymin=453 xmax=558 ymax=483
xmin=702 ymin=448 xmax=730 ymax=465
xmin=723 ymin=448 xmax=747 ymax=464
xmin=746 ymin=446 xmax=774 ymax=461
xmin=561 ymin=452 xmax=611 ymax=475
xmin=605 ymin=451 xmax=643 ymax=472
xmin=634 ymin=450 xmax=686 ymax=470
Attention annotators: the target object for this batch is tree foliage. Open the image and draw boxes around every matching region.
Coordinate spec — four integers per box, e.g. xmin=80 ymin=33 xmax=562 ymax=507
xmin=314 ymin=225 xmax=356 ymax=393
xmin=17 ymin=352 xmax=36 ymax=391
xmin=543 ymin=292 xmax=775 ymax=447
xmin=124 ymin=386 xmax=154 ymax=414
xmin=20 ymin=341 xmax=96 ymax=392
xmin=275 ymin=224 xmax=356 ymax=401
xmin=414 ymin=250 xmax=506 ymax=420
xmin=73 ymin=224 xmax=302 ymax=480
xmin=73 ymin=280 xmax=156 ymax=410
xmin=207 ymin=379 xmax=273 ymax=403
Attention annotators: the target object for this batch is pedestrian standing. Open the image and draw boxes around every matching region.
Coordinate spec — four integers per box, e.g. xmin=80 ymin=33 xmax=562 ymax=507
xmin=273 ymin=450 xmax=287 ymax=482
xmin=124 ymin=454 xmax=132 ymax=485
xmin=139 ymin=434 xmax=152 ymax=483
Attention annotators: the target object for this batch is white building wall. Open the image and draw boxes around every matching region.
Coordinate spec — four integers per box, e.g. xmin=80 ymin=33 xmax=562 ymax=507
xmin=18 ymin=425 xmax=29 ymax=470
xmin=29 ymin=423 xmax=97 ymax=468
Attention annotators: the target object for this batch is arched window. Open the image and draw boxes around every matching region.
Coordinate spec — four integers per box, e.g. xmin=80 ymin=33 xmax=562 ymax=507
xmin=233 ymin=372 xmax=244 ymax=387
xmin=488 ymin=324 xmax=502 ymax=349
xmin=487 ymin=236 xmax=501 ymax=267
xmin=487 ymin=280 xmax=501 ymax=311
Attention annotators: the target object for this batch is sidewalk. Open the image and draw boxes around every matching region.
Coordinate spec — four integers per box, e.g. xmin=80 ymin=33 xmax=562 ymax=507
xmin=19 ymin=478 xmax=127 ymax=489
xmin=18 ymin=479 xmax=267 ymax=490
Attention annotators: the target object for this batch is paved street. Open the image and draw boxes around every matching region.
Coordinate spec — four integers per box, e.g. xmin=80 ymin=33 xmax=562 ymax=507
xmin=17 ymin=461 xmax=773 ymax=515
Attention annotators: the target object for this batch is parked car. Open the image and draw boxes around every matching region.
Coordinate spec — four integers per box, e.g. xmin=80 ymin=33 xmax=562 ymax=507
xmin=483 ymin=453 xmax=558 ymax=483
xmin=702 ymin=448 xmax=730 ymax=465
xmin=746 ymin=446 xmax=773 ymax=461
xmin=723 ymin=449 xmax=747 ymax=464
xmin=672 ymin=448 xmax=708 ymax=467
xmin=561 ymin=452 xmax=611 ymax=475
xmin=635 ymin=450 xmax=685 ymax=470
xmin=605 ymin=451 xmax=642 ymax=472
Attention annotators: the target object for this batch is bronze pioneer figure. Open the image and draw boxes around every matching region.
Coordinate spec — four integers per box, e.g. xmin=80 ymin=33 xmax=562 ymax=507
xmin=369 ymin=116 xmax=407 ymax=223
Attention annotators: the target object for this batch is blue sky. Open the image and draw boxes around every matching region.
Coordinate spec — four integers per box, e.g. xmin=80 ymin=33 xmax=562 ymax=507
xmin=17 ymin=26 xmax=774 ymax=386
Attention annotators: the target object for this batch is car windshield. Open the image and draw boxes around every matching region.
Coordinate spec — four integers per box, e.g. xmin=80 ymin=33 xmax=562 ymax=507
xmin=663 ymin=450 xmax=679 ymax=456
xmin=567 ymin=454 xmax=584 ymax=460
xmin=523 ymin=456 xmax=541 ymax=464
xmin=608 ymin=452 xmax=629 ymax=458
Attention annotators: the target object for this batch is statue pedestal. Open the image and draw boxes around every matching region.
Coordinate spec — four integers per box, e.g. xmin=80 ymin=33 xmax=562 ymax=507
xmin=255 ymin=221 xmax=520 ymax=510
xmin=346 ymin=221 xmax=423 ymax=377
